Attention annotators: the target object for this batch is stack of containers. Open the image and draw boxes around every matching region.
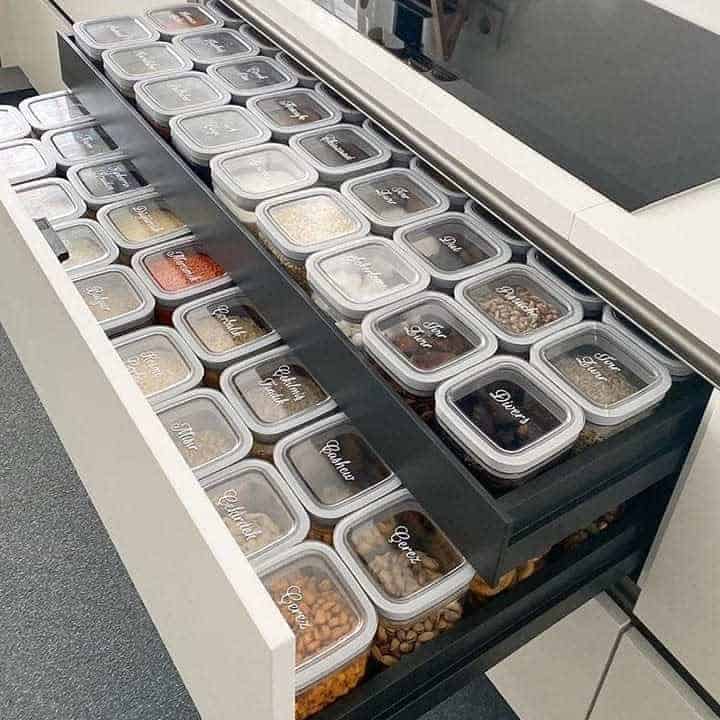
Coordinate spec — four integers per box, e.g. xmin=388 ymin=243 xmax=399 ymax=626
xmin=73 ymin=15 xmax=160 ymax=63
xmin=206 ymin=56 xmax=298 ymax=105
xmin=0 ymin=139 xmax=56 ymax=185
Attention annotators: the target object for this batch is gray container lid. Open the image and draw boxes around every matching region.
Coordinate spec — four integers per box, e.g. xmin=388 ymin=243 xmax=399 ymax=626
xmin=206 ymin=56 xmax=297 ymax=104
xmin=172 ymin=27 xmax=259 ymax=71
xmin=394 ymin=211 xmax=512 ymax=290
xmin=289 ymin=124 xmax=392 ymax=186
xmin=464 ymin=198 xmax=531 ymax=257
xmin=55 ymin=219 xmax=120 ymax=277
xmin=73 ymin=15 xmax=160 ymax=61
xmin=205 ymin=0 xmax=246 ymax=29
xmin=275 ymin=52 xmax=317 ymax=87
xmin=361 ymin=119 xmax=414 ymax=166
xmin=144 ymin=4 xmax=223 ymax=39
xmin=237 ymin=23 xmax=281 ymax=56
xmin=314 ymin=82 xmax=366 ymax=124
xmin=362 ymin=292 xmax=499 ymax=397
xmin=409 ymin=157 xmax=468 ymax=209
xmin=435 ymin=355 xmax=585 ymax=480
xmin=530 ymin=321 xmax=673 ymax=426
xmin=0 ymin=138 xmax=56 ymax=185
xmin=41 ymin=122 xmax=120 ymax=171
xmin=73 ymin=263 xmax=156 ymax=336
xmin=15 ymin=177 xmax=87 ymax=224
xmin=19 ymin=91 xmax=93 ymax=134
xmin=172 ymin=287 xmax=281 ymax=369
xmin=0 ymin=106 xmax=32 ymax=143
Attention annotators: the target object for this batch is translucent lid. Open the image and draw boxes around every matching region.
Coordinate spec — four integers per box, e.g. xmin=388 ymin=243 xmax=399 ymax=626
xmin=237 ymin=24 xmax=281 ymax=56
xmin=135 ymin=72 xmax=231 ymax=127
xmin=19 ymin=92 xmax=92 ymax=133
xmin=73 ymin=15 xmax=160 ymax=59
xmin=0 ymin=138 xmax=56 ymax=185
xmin=205 ymin=0 xmax=246 ymax=29
xmin=306 ymin=236 xmax=431 ymax=322
xmin=395 ymin=212 xmax=512 ymax=289
xmin=42 ymin=122 xmax=119 ymax=169
xmin=172 ymin=28 xmax=258 ymax=70
xmin=173 ymin=287 xmax=280 ymax=368
xmin=361 ymin=119 xmax=414 ymax=165
xmin=274 ymin=413 xmax=401 ymax=523
xmin=68 ymin=156 xmax=151 ymax=208
xmin=15 ymin=178 xmax=87 ymax=223
xmin=409 ymin=157 xmax=468 ymax=208
xmin=210 ymin=143 xmax=318 ymax=210
xmin=0 ymin=106 xmax=31 ymax=142
xmin=131 ymin=235 xmax=230 ymax=307
xmin=55 ymin=219 xmax=120 ymax=276
xmin=526 ymin=248 xmax=604 ymax=316
xmin=276 ymin=52 xmax=317 ymax=87
xmin=203 ymin=459 xmax=311 ymax=564
xmin=256 ymin=187 xmax=371 ymax=261
xmin=170 ymin=106 xmax=271 ymax=165
xmin=246 ymin=89 xmax=342 ymax=140
xmin=454 ymin=264 xmax=584 ymax=353
xmin=530 ymin=321 xmax=673 ymax=426
xmin=314 ymin=82 xmax=365 ymax=124
xmin=97 ymin=192 xmax=189 ymax=254
xmin=602 ymin=306 xmax=693 ymax=379
xmin=102 ymin=43 xmax=194 ymax=92
xmin=155 ymin=387 xmax=253 ymax=478
xmin=464 ymin=199 xmax=531 ymax=256
xmin=73 ymin=264 xmax=155 ymax=336
xmin=341 ymin=168 xmax=450 ymax=235
xmin=144 ymin=4 xmax=222 ymax=39
xmin=220 ymin=345 xmax=337 ymax=442
xmin=435 ymin=356 xmax=585 ymax=479
xmin=113 ymin=325 xmax=204 ymax=405
xmin=206 ymin=57 xmax=297 ymax=103
xmin=334 ymin=489 xmax=475 ymax=622
xmin=362 ymin=292 xmax=499 ymax=396
xmin=289 ymin=124 xmax=391 ymax=183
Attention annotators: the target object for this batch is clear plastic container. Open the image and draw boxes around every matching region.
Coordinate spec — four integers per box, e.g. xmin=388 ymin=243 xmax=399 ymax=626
xmin=73 ymin=15 xmax=160 ymax=62
xmin=237 ymin=23 xmax=281 ymax=57
xmin=210 ymin=143 xmax=318 ymax=212
xmin=220 ymin=345 xmax=337 ymax=443
xmin=435 ymin=356 xmax=585 ymax=485
xmin=73 ymin=264 xmax=155 ymax=336
xmin=602 ymin=305 xmax=693 ymax=381
xmin=274 ymin=413 xmax=401 ymax=544
xmin=202 ymin=459 xmax=310 ymax=563
xmin=395 ymin=212 xmax=512 ymax=290
xmin=131 ymin=235 xmax=231 ymax=322
xmin=341 ymin=168 xmax=449 ymax=236
xmin=526 ymin=248 xmax=604 ymax=318
xmin=112 ymin=325 xmax=204 ymax=405
xmin=464 ymin=199 xmax=531 ymax=258
xmin=205 ymin=0 xmax=246 ymax=29
xmin=170 ymin=106 xmax=271 ymax=168
xmin=173 ymin=287 xmax=280 ymax=383
xmin=155 ymin=387 xmax=253 ymax=479
xmin=276 ymin=52 xmax=317 ymax=88
xmin=19 ymin=91 xmax=92 ymax=134
xmin=361 ymin=120 xmax=413 ymax=167
xmin=0 ymin=106 xmax=31 ymax=143
xmin=362 ymin=292 xmax=499 ymax=398
xmin=55 ymin=219 xmax=120 ymax=277
xmin=172 ymin=27 xmax=258 ymax=70
xmin=206 ymin=56 xmax=298 ymax=105
xmin=96 ymin=192 xmax=189 ymax=258
xmin=144 ymin=4 xmax=223 ymax=40
xmin=314 ymin=82 xmax=365 ymax=124
xmin=255 ymin=187 xmax=371 ymax=284
xmin=41 ymin=122 xmax=120 ymax=172
xmin=67 ymin=155 xmax=151 ymax=211
xmin=289 ymin=124 xmax=391 ymax=187
xmin=0 ymin=138 xmax=56 ymax=185
xmin=409 ymin=157 xmax=467 ymax=210
xmin=334 ymin=489 xmax=475 ymax=666
xmin=454 ymin=264 xmax=584 ymax=354
xmin=15 ymin=178 xmax=87 ymax=223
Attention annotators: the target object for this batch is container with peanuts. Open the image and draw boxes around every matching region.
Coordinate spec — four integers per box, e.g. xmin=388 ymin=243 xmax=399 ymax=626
xmin=334 ymin=489 xmax=475 ymax=667
xmin=255 ymin=541 xmax=378 ymax=720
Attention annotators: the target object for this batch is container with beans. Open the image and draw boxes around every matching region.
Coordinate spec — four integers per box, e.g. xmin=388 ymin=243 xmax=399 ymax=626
xmin=274 ymin=413 xmax=401 ymax=545
xmin=361 ymin=120 xmax=413 ymax=167
xmin=0 ymin=105 xmax=31 ymax=143
xmin=42 ymin=122 xmax=120 ymax=173
xmin=454 ymin=264 xmax=583 ymax=354
xmin=409 ymin=157 xmax=467 ymax=210
xmin=464 ymin=199 xmax=531 ymax=258
xmin=73 ymin=15 xmax=160 ymax=63
xmin=144 ymin=4 xmax=222 ymax=40
xmin=19 ymin=91 xmax=92 ymax=134
xmin=55 ymin=219 xmax=120 ymax=277
xmin=334 ymin=489 xmax=474 ymax=667
xmin=255 ymin=541 xmax=378 ymax=720
xmin=206 ymin=56 xmax=298 ymax=105
xmin=0 ymin=138 xmax=56 ymax=186
xmin=172 ymin=27 xmax=258 ymax=70
xmin=15 ymin=178 xmax=87 ymax=224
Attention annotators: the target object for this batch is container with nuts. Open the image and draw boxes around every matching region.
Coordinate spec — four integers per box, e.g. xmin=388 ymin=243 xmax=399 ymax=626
xmin=255 ymin=542 xmax=378 ymax=720
xmin=334 ymin=489 xmax=475 ymax=667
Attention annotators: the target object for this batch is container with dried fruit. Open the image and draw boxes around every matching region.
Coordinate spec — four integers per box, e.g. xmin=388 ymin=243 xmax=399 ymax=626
xmin=144 ymin=4 xmax=223 ymax=40
xmin=334 ymin=489 xmax=475 ymax=667
xmin=19 ymin=91 xmax=92 ymax=135
xmin=73 ymin=15 xmax=160 ymax=63
xmin=409 ymin=157 xmax=468 ymax=210
xmin=173 ymin=288 xmax=280 ymax=385
xmin=206 ymin=56 xmax=298 ymax=105
xmin=454 ymin=264 xmax=583 ymax=354
xmin=0 ymin=105 xmax=31 ymax=143
xmin=0 ymin=138 xmax=56 ymax=185
xmin=202 ymin=459 xmax=310 ymax=564
xmin=362 ymin=119 xmax=413 ymax=167
xmin=55 ymin=219 xmax=120 ymax=277
xmin=314 ymin=82 xmax=365 ymax=125
xmin=154 ymin=387 xmax=253 ymax=479
xmin=274 ymin=413 xmax=401 ymax=545
xmin=42 ymin=122 xmax=120 ymax=173
xmin=255 ymin=541 xmax=378 ymax=720
xmin=464 ymin=199 xmax=531 ymax=258
xmin=15 ymin=178 xmax=87 ymax=224
xmin=172 ymin=27 xmax=258 ymax=71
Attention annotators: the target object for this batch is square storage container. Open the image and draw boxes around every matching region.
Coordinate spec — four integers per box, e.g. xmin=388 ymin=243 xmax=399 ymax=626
xmin=42 ymin=122 xmax=120 ymax=172
xmin=112 ymin=325 xmax=204 ymax=405
xmin=237 ymin=24 xmax=281 ymax=57
xmin=341 ymin=168 xmax=449 ymax=236
xmin=395 ymin=211 xmax=512 ymax=290
xmin=73 ymin=264 xmax=155 ymax=336
xmin=464 ymin=199 xmax=531 ymax=258
xmin=361 ymin=120 xmax=414 ymax=167
xmin=454 ymin=264 xmax=584 ymax=354
xmin=67 ymin=155 xmax=152 ymax=211
xmin=409 ymin=157 xmax=468 ymax=210
xmin=220 ymin=345 xmax=337 ymax=444
xmin=15 ymin=178 xmax=87 ymax=223
xmin=55 ymin=219 xmax=120 ymax=276
xmin=205 ymin=0 xmax=246 ymax=29
xmin=154 ymin=387 xmax=253 ymax=479
xmin=276 ymin=52 xmax=317 ymax=88
xmin=289 ymin=124 xmax=392 ymax=187
xmin=172 ymin=28 xmax=258 ymax=71
xmin=0 ymin=138 xmax=56 ymax=185
xmin=73 ymin=15 xmax=160 ymax=62
xmin=144 ymin=4 xmax=223 ymax=40
xmin=334 ymin=489 xmax=475 ymax=667
xmin=206 ymin=56 xmax=298 ymax=105
xmin=273 ymin=413 xmax=401 ymax=544
xmin=435 ymin=356 xmax=585 ymax=488
xmin=0 ymin=106 xmax=31 ymax=143
xmin=255 ymin=541 xmax=378 ymax=720
xmin=202 ymin=459 xmax=311 ymax=564
xmin=19 ymin=91 xmax=92 ymax=134
xmin=314 ymin=82 xmax=365 ymax=124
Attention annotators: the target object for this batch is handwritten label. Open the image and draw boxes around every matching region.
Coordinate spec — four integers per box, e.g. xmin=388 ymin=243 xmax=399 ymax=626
xmin=215 ymin=488 xmax=263 ymax=541
xmin=494 ymin=285 xmax=540 ymax=320
xmin=388 ymin=525 xmax=423 ymax=564
xmin=319 ymin=439 xmax=356 ymax=483
xmin=279 ymin=585 xmax=312 ymax=631
xmin=404 ymin=320 xmax=449 ymax=349
xmin=489 ymin=387 xmax=531 ymax=425
xmin=258 ymin=364 xmax=306 ymax=405
xmin=575 ymin=352 xmax=623 ymax=383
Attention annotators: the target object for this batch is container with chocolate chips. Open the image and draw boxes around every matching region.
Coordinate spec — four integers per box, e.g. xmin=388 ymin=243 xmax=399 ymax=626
xmin=144 ymin=4 xmax=222 ymax=40
xmin=42 ymin=122 xmax=119 ymax=172
xmin=206 ymin=56 xmax=298 ymax=104
xmin=67 ymin=155 xmax=151 ymax=211
xmin=172 ymin=27 xmax=258 ymax=70
xmin=465 ymin=199 xmax=531 ymax=258
xmin=73 ymin=15 xmax=160 ymax=62
xmin=0 ymin=138 xmax=56 ymax=185
xmin=55 ymin=219 xmax=120 ymax=277
xmin=19 ymin=91 xmax=92 ymax=134
xmin=409 ymin=157 xmax=467 ymax=210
